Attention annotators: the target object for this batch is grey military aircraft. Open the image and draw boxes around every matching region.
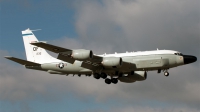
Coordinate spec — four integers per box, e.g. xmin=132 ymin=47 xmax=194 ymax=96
xmin=5 ymin=28 xmax=197 ymax=84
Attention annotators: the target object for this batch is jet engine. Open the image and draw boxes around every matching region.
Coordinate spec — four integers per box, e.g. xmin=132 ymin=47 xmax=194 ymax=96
xmin=72 ymin=49 xmax=93 ymax=60
xmin=118 ymin=71 xmax=147 ymax=83
xmin=101 ymin=57 xmax=122 ymax=68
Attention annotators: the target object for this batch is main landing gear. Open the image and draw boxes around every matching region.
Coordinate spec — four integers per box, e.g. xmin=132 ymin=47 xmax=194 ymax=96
xmin=94 ymin=73 xmax=107 ymax=79
xmin=105 ymin=78 xmax=118 ymax=84
xmin=93 ymin=73 xmax=118 ymax=84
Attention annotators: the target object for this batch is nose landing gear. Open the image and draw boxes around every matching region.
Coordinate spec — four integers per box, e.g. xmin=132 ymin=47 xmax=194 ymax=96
xmin=164 ymin=71 xmax=169 ymax=76
xmin=157 ymin=69 xmax=169 ymax=77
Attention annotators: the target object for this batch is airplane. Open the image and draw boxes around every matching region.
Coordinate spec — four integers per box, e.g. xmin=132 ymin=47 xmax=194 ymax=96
xmin=5 ymin=28 xmax=197 ymax=84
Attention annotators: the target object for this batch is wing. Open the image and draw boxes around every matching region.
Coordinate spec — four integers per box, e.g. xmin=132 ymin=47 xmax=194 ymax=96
xmin=31 ymin=41 xmax=71 ymax=53
xmin=31 ymin=42 xmax=103 ymax=70
xmin=31 ymin=42 xmax=136 ymax=71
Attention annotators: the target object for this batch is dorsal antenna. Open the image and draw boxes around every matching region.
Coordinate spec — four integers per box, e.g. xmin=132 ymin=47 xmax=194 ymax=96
xmin=25 ymin=28 xmax=41 ymax=32
xmin=31 ymin=29 xmax=42 ymax=32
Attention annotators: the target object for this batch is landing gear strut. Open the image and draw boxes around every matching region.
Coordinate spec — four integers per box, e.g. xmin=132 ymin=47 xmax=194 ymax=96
xmin=157 ymin=69 xmax=161 ymax=73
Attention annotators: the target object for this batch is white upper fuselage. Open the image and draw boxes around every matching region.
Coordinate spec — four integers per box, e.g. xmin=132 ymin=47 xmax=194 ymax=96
xmin=99 ymin=50 xmax=180 ymax=57
xmin=46 ymin=50 xmax=180 ymax=64
xmin=39 ymin=50 xmax=180 ymax=64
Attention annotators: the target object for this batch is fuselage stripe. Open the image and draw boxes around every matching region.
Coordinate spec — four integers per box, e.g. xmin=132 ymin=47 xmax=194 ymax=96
xmin=22 ymin=33 xmax=33 ymax=36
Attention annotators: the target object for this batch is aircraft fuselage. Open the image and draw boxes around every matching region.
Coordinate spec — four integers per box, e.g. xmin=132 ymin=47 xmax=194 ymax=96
xmin=26 ymin=50 xmax=196 ymax=77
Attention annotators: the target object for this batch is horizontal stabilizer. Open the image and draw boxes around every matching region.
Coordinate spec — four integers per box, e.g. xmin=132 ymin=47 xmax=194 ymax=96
xmin=47 ymin=70 xmax=65 ymax=74
xmin=4 ymin=56 xmax=40 ymax=66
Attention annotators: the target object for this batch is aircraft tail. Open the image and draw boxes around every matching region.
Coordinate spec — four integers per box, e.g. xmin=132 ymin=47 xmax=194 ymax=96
xmin=22 ymin=28 xmax=56 ymax=64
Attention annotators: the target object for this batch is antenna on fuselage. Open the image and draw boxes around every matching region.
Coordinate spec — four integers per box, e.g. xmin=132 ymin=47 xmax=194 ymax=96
xmin=25 ymin=28 xmax=42 ymax=32
xmin=31 ymin=29 xmax=42 ymax=32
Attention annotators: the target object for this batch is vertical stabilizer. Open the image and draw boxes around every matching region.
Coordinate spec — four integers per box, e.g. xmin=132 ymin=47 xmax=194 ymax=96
xmin=22 ymin=28 xmax=57 ymax=64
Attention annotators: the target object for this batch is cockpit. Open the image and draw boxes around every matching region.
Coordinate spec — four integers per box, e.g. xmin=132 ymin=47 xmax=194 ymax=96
xmin=174 ymin=53 xmax=183 ymax=56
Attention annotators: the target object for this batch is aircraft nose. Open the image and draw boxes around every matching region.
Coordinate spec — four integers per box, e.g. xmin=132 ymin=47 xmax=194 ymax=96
xmin=183 ymin=55 xmax=197 ymax=64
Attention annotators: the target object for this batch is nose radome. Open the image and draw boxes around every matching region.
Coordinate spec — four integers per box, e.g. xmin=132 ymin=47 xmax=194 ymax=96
xmin=183 ymin=55 xmax=197 ymax=64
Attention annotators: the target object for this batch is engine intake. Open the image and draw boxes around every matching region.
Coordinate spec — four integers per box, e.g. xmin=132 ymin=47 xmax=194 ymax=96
xmin=102 ymin=57 xmax=122 ymax=67
xmin=72 ymin=49 xmax=93 ymax=60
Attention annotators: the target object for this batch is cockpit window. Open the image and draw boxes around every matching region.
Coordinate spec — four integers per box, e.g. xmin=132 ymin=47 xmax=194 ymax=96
xmin=174 ymin=53 xmax=183 ymax=56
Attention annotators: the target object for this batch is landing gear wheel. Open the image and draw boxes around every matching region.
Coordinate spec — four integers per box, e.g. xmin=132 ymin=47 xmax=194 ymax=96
xmin=111 ymin=78 xmax=118 ymax=84
xmin=105 ymin=78 xmax=111 ymax=84
xmin=164 ymin=72 xmax=169 ymax=77
xmin=101 ymin=73 xmax=107 ymax=79
xmin=94 ymin=73 xmax=100 ymax=79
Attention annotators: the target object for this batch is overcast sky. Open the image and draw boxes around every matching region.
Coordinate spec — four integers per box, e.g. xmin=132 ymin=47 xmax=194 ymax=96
xmin=0 ymin=0 xmax=200 ymax=112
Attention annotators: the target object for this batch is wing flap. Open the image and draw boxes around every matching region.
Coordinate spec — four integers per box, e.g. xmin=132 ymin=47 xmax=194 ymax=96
xmin=57 ymin=53 xmax=75 ymax=64
xmin=4 ymin=56 xmax=40 ymax=66
xmin=58 ymin=51 xmax=103 ymax=70
xmin=81 ymin=60 xmax=101 ymax=70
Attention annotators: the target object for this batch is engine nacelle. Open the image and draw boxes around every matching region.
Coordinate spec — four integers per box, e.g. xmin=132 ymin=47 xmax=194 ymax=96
xmin=130 ymin=71 xmax=147 ymax=81
xmin=101 ymin=57 xmax=122 ymax=67
xmin=118 ymin=71 xmax=147 ymax=83
xmin=72 ymin=49 xmax=93 ymax=60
